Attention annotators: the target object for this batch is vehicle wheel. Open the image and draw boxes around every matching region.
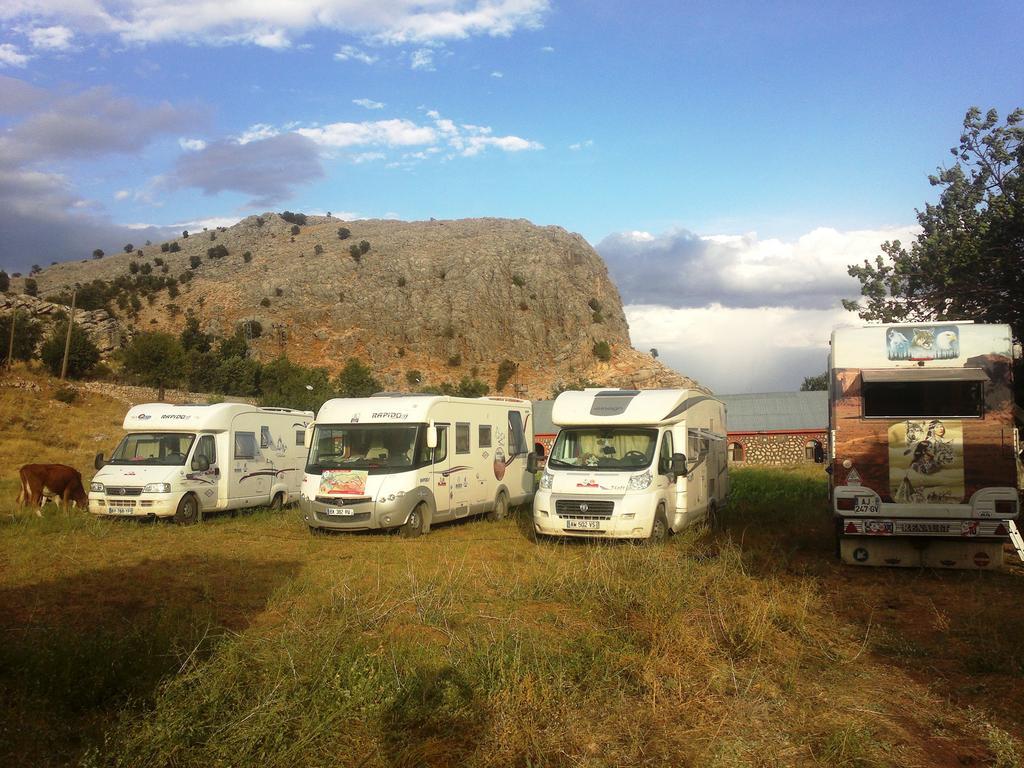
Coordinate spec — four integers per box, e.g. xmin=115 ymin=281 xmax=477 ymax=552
xmin=486 ymin=492 xmax=509 ymax=522
xmin=269 ymin=492 xmax=284 ymax=511
xmin=646 ymin=509 xmax=669 ymax=544
xmin=400 ymin=503 xmax=426 ymax=539
xmin=174 ymin=494 xmax=201 ymax=525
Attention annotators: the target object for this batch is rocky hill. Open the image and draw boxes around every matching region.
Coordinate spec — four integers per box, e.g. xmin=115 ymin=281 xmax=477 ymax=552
xmin=12 ymin=214 xmax=701 ymax=396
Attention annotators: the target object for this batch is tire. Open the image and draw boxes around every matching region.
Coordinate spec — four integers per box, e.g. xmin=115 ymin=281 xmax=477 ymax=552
xmin=174 ymin=494 xmax=201 ymax=525
xmin=269 ymin=492 xmax=284 ymax=511
xmin=646 ymin=508 xmax=669 ymax=544
xmin=400 ymin=503 xmax=426 ymax=539
xmin=486 ymin=492 xmax=509 ymax=522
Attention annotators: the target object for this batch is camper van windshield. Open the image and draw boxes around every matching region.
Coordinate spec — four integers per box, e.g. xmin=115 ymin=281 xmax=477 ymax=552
xmin=109 ymin=433 xmax=197 ymax=465
xmin=548 ymin=427 xmax=658 ymax=471
xmin=306 ymin=424 xmax=426 ymax=475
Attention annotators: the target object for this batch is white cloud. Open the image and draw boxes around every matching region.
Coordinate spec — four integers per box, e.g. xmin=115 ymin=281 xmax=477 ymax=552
xmin=490 ymin=70 xmax=503 ymax=78
xmin=410 ymin=48 xmax=435 ymax=70
xmin=569 ymin=139 xmax=594 ymax=151
xmin=0 ymin=43 xmax=30 ymax=68
xmin=540 ymin=45 xmax=554 ymax=52
xmin=2 ymin=1 xmax=549 ymax=47
xmin=114 ymin=189 xmax=131 ymax=200
xmin=353 ymin=98 xmax=384 ymax=110
xmin=28 ymin=25 xmax=74 ymax=50
xmin=178 ymin=137 xmax=207 ymax=151
xmin=350 ymin=151 xmax=385 ymax=163
xmin=334 ymin=45 xmax=377 ymax=64
xmin=454 ymin=134 xmax=542 ymax=156
xmin=297 ymin=119 xmax=437 ymax=148
xmin=236 ymin=123 xmax=279 ymax=144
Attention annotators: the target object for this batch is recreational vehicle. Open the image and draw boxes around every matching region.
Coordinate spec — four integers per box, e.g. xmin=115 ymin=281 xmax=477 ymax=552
xmin=829 ymin=322 xmax=1021 ymax=568
xmin=301 ymin=394 xmax=537 ymax=536
xmin=533 ymin=388 xmax=728 ymax=541
xmin=89 ymin=403 xmax=313 ymax=523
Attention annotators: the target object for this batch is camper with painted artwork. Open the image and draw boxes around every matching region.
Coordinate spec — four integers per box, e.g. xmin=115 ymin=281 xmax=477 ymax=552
xmin=533 ymin=388 xmax=728 ymax=541
xmin=89 ymin=403 xmax=314 ymax=523
xmin=829 ymin=322 xmax=1020 ymax=568
xmin=301 ymin=394 xmax=537 ymax=536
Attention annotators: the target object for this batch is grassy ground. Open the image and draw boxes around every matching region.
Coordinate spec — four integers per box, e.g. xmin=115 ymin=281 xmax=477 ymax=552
xmin=1 ymin=370 xmax=1022 ymax=767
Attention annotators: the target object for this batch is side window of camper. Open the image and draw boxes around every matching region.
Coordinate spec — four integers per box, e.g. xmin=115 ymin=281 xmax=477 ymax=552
xmin=234 ymin=432 xmax=257 ymax=460
xmin=479 ymin=424 xmax=492 ymax=448
xmin=295 ymin=430 xmax=305 ymax=447
xmin=194 ymin=435 xmax=216 ymax=466
xmin=688 ymin=431 xmax=699 ymax=459
xmin=658 ymin=432 xmax=673 ymax=475
xmin=456 ymin=423 xmax=470 ymax=454
xmin=434 ymin=426 xmax=448 ymax=464
xmin=508 ymin=411 xmax=525 ymax=456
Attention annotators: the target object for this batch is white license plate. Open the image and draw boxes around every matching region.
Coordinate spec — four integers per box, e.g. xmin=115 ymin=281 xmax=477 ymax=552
xmin=566 ymin=519 xmax=601 ymax=530
xmin=854 ymin=497 xmax=879 ymax=515
xmin=326 ymin=507 xmax=354 ymax=516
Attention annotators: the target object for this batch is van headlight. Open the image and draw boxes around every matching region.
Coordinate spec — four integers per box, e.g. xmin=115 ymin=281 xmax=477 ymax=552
xmin=539 ymin=470 xmax=553 ymax=490
xmin=90 ymin=482 xmax=105 ymax=493
xmin=143 ymin=483 xmax=172 ymax=493
xmin=627 ymin=471 xmax=652 ymax=491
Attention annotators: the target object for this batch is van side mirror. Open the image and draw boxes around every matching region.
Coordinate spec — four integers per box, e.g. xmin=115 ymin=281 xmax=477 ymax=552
xmin=534 ymin=442 xmax=546 ymax=458
xmin=94 ymin=452 xmax=105 ymax=470
xmin=426 ymin=424 xmax=438 ymax=449
xmin=671 ymin=452 xmax=688 ymax=477
xmin=527 ymin=452 xmax=540 ymax=473
xmin=192 ymin=455 xmax=210 ymax=472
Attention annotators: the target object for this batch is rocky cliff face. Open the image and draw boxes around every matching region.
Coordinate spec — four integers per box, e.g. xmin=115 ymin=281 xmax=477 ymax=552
xmin=18 ymin=215 xmax=702 ymax=396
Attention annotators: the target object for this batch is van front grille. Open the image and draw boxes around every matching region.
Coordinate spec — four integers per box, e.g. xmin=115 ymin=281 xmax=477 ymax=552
xmin=106 ymin=486 xmax=143 ymax=496
xmin=555 ymin=499 xmax=614 ymax=519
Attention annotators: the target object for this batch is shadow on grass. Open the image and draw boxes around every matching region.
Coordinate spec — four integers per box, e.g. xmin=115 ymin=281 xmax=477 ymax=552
xmin=0 ymin=555 xmax=301 ymax=766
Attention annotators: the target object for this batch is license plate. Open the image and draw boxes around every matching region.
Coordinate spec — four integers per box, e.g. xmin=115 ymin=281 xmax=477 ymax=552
xmin=326 ymin=507 xmax=354 ymax=517
xmin=566 ymin=519 xmax=601 ymax=530
xmin=854 ymin=497 xmax=879 ymax=515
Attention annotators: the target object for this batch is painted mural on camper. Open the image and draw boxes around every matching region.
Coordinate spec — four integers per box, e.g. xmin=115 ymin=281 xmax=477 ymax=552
xmin=886 ymin=325 xmax=960 ymax=361
xmin=888 ymin=419 xmax=964 ymax=504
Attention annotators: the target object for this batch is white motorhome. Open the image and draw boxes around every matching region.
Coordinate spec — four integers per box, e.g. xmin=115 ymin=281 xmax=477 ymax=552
xmin=89 ymin=403 xmax=313 ymax=523
xmin=301 ymin=394 xmax=538 ymax=536
xmin=830 ymin=322 xmax=1020 ymax=568
xmin=533 ymin=388 xmax=728 ymax=541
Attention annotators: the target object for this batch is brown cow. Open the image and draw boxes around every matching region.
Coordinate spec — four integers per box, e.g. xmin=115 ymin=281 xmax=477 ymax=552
xmin=17 ymin=464 xmax=89 ymax=516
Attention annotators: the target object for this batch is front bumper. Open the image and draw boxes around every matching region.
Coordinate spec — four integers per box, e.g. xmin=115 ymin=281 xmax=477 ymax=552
xmin=89 ymin=492 xmax=177 ymax=518
xmin=532 ymin=491 xmax=656 ymax=539
xmin=302 ymin=494 xmax=414 ymax=532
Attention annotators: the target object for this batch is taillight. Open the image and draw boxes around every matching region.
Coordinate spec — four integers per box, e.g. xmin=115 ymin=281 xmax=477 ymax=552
xmin=994 ymin=522 xmax=1008 ymax=536
xmin=836 ymin=497 xmax=855 ymax=511
xmin=995 ymin=500 xmax=1018 ymax=516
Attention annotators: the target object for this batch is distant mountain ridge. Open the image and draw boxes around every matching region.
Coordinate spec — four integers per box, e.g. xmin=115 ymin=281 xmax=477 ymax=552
xmin=16 ymin=214 xmax=702 ymax=396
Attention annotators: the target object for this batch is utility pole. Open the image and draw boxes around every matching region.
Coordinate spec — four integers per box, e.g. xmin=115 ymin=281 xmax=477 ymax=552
xmin=59 ymin=291 xmax=76 ymax=381
xmin=6 ymin=309 xmax=15 ymax=371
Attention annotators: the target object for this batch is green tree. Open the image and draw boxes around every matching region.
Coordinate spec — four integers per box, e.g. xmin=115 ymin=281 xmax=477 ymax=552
xmin=213 ymin=355 xmax=261 ymax=396
xmin=495 ymin=359 xmax=517 ymax=392
xmin=23 ymin=278 xmax=38 ymax=297
xmin=259 ymin=357 xmax=335 ymax=411
xmin=405 ymin=369 xmax=423 ymax=387
xmin=124 ymin=243 xmax=134 ymax=253
xmin=337 ymin=226 xmax=351 ymax=240
xmin=217 ymin=329 xmax=249 ymax=361
xmin=40 ymin=322 xmax=100 ymax=379
xmin=0 ymin=312 xmax=43 ymax=363
xmin=592 ymin=340 xmax=611 ymax=361
xmin=845 ymin=107 xmax=1024 ymax=343
xmin=180 ymin=314 xmax=212 ymax=353
xmin=185 ymin=349 xmax=219 ymax=392
xmin=800 ymin=372 xmax=828 ymax=391
xmin=122 ymin=332 xmax=186 ymax=400
xmin=0 ymin=270 xmax=9 ymax=292
xmin=334 ymin=358 xmax=380 ymax=397
xmin=550 ymin=377 xmax=599 ymax=398
xmin=92 ymin=249 xmax=104 ymax=259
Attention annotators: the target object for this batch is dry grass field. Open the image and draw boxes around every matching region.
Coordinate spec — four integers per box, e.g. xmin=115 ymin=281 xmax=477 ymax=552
xmin=1 ymin=368 xmax=1023 ymax=767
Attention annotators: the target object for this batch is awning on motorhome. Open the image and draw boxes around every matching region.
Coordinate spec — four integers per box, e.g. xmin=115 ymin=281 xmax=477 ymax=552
xmin=860 ymin=367 xmax=988 ymax=383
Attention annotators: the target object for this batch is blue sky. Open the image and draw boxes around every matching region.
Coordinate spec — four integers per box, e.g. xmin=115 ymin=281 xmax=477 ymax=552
xmin=1 ymin=0 xmax=1021 ymax=390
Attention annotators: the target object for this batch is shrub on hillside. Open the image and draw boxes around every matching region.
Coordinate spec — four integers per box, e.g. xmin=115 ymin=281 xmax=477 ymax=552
xmin=259 ymin=356 xmax=335 ymax=412
xmin=129 ymin=261 xmax=140 ymax=275
xmin=122 ymin=332 xmax=186 ymax=400
xmin=405 ymin=370 xmax=423 ymax=387
xmin=359 ymin=240 xmax=370 ymax=255
xmin=243 ymin=251 xmax=252 ymax=263
xmin=512 ymin=274 xmax=526 ymax=287
xmin=0 ymin=312 xmax=43 ymax=364
xmin=280 ymin=211 xmax=307 ymax=226
xmin=180 ymin=315 xmax=212 ymax=353
xmin=53 ymin=385 xmax=78 ymax=404
xmin=92 ymin=249 xmax=104 ymax=259
xmin=290 ymin=225 xmax=301 ymax=236
xmin=260 ymin=297 xmax=271 ymax=307
xmin=24 ymin=278 xmax=38 ymax=297
xmin=124 ymin=244 xmax=134 ymax=253
xmin=207 ymin=245 xmax=228 ymax=259
xmin=334 ymin=358 xmax=380 ymax=398
xmin=169 ymin=242 xmax=181 ymax=253
xmin=0 ymin=270 xmax=9 ymax=292
xmin=337 ymin=227 xmax=350 ymax=240
xmin=593 ymin=340 xmax=612 ymax=361
xmin=40 ymin=322 xmax=100 ymax=379
xmin=349 ymin=244 xmax=361 ymax=263
xmin=140 ymin=263 xmax=152 ymax=275
xmin=160 ymin=242 xmax=170 ymax=253
xmin=495 ymin=359 xmax=517 ymax=392
xmin=313 ymin=244 xmax=323 ymax=256
xmin=447 ymin=353 xmax=462 ymax=367
xmin=189 ymin=255 xmax=201 ymax=269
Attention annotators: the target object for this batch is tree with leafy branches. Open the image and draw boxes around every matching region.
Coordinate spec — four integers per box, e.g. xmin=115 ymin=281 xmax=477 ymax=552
xmin=800 ymin=373 xmax=828 ymax=391
xmin=122 ymin=332 xmax=186 ymax=401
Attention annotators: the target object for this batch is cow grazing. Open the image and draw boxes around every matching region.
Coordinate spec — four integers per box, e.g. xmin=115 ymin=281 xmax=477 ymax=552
xmin=17 ymin=464 xmax=89 ymax=516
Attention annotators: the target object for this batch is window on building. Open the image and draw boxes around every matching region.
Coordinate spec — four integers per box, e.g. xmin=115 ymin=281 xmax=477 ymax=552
xmin=455 ymin=422 xmax=470 ymax=454
xmin=805 ymin=440 xmax=824 ymax=462
xmin=728 ymin=442 xmax=744 ymax=462
xmin=479 ymin=424 xmax=492 ymax=448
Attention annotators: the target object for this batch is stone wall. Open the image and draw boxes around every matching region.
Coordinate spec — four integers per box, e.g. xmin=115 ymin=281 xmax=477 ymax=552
xmin=728 ymin=431 xmax=827 ymax=465
xmin=0 ymin=293 xmax=130 ymax=355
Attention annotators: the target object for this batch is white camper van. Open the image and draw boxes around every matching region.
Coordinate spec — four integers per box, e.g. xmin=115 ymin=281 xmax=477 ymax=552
xmin=301 ymin=394 xmax=538 ymax=536
xmin=533 ymin=388 xmax=728 ymax=541
xmin=89 ymin=403 xmax=313 ymax=523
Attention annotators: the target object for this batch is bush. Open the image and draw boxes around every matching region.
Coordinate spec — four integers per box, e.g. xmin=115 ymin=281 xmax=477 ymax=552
xmin=129 ymin=294 xmax=142 ymax=313
xmin=519 ymin=301 xmax=529 ymax=311
xmin=207 ymin=244 xmax=228 ymax=259
xmin=24 ymin=278 xmax=38 ymax=297
xmin=169 ymin=242 xmax=181 ymax=253
xmin=593 ymin=340 xmax=612 ymax=361
xmin=122 ymin=332 xmax=186 ymax=399
xmin=397 ymin=276 xmax=406 ymax=287
xmin=495 ymin=359 xmax=517 ymax=392
xmin=313 ymin=244 xmax=323 ymax=256
xmin=592 ymin=310 xmax=603 ymax=323
xmin=333 ymin=358 xmax=380 ymax=398
xmin=337 ymin=227 xmax=350 ymax=240
xmin=241 ymin=320 xmax=262 ymax=339
xmin=153 ymin=257 xmax=164 ymax=266
xmin=140 ymin=263 xmax=152 ymax=275
xmin=124 ymin=244 xmax=134 ymax=253
xmin=359 ymin=240 xmax=370 ymax=255
xmin=40 ymin=321 xmax=100 ymax=379
xmin=129 ymin=261 xmax=140 ymax=275
xmin=349 ymin=244 xmax=362 ymax=263
xmin=259 ymin=356 xmax=335 ymax=411
xmin=280 ymin=211 xmax=307 ymax=226
xmin=189 ymin=255 xmax=201 ymax=269
xmin=260 ymin=297 xmax=271 ymax=307
xmin=182 ymin=230 xmax=189 ymax=238
xmin=167 ymin=282 xmax=179 ymax=299
xmin=447 ymin=353 xmax=462 ymax=367
xmin=405 ymin=370 xmax=423 ymax=387
xmin=0 ymin=311 xmax=43 ymax=363
xmin=53 ymin=385 xmax=78 ymax=404
xmin=179 ymin=315 xmax=212 ymax=353
xmin=160 ymin=243 xmax=170 ymax=253
xmin=0 ymin=270 xmax=8 ymax=292
xmin=274 ymin=287 xmax=283 ymax=297
xmin=30 ymin=264 xmax=42 ymax=275
xmin=243 ymin=251 xmax=252 ymax=263
xmin=209 ymin=231 xmax=216 ymax=241
xmin=588 ymin=298 xmax=602 ymax=312
xmin=442 ymin=324 xmax=456 ymax=340
xmin=290 ymin=225 xmax=301 ymax=236
xmin=512 ymin=274 xmax=526 ymax=287
xmin=92 ymin=249 xmax=104 ymax=259
xmin=179 ymin=271 xmax=193 ymax=283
